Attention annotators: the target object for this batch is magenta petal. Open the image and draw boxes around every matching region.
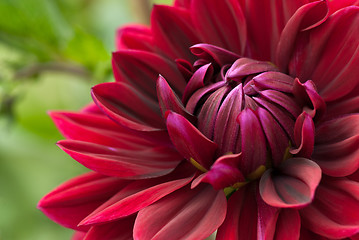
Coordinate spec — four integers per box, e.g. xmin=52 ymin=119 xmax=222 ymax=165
xmin=276 ymin=0 xmax=329 ymax=72
xmin=151 ymin=5 xmax=199 ymax=62
xmin=313 ymin=114 xmax=359 ymax=177
xmin=290 ymin=112 xmax=315 ymax=158
xmin=259 ymin=158 xmax=321 ymax=208
xmin=237 ymin=108 xmax=267 ymax=175
xmin=134 ymin=184 xmax=226 ymax=240
xmin=257 ymin=194 xmax=279 ymax=240
xmin=300 ymin=177 xmax=359 ymax=239
xmin=38 ymin=172 xmax=129 ymax=231
xmin=84 ymin=216 xmax=136 ymax=240
xmin=92 ymin=82 xmax=164 ymax=131
xmin=174 ymin=0 xmax=191 ymax=9
xmin=197 ymin=153 xmax=245 ymax=190
xmin=216 ymin=186 xmax=258 ymax=240
xmin=156 ymin=75 xmax=195 ymax=122
xmin=274 ymin=209 xmax=301 ymax=240
xmin=57 ymin=140 xmax=182 ymax=179
xmin=191 ymin=0 xmax=246 ymax=54
xmin=166 ymin=111 xmax=218 ymax=170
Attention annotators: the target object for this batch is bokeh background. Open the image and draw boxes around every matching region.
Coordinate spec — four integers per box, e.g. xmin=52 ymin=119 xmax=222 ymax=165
xmin=0 ymin=0 xmax=171 ymax=239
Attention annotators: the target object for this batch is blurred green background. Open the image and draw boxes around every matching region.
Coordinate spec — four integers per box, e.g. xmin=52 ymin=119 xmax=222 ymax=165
xmin=0 ymin=0 xmax=171 ymax=239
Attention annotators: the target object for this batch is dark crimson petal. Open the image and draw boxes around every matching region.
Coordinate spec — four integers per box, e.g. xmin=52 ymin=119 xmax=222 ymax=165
xmin=237 ymin=108 xmax=267 ymax=175
xmin=194 ymin=153 xmax=245 ymax=190
xmin=84 ymin=216 xmax=136 ymax=240
xmin=253 ymin=97 xmax=295 ymax=142
xmin=300 ymin=177 xmax=359 ymax=239
xmin=257 ymin=108 xmax=289 ymax=166
xmin=112 ymin=50 xmax=186 ymax=99
xmin=290 ymin=112 xmax=315 ymax=158
xmin=327 ymin=95 xmax=359 ymax=118
xmin=174 ymin=0 xmax=192 ymax=9
xmin=276 ymin=0 xmax=329 ymax=72
xmin=175 ymin=59 xmax=193 ymax=81
xmin=274 ymin=209 xmax=301 ymax=240
xmin=190 ymin=44 xmax=240 ymax=67
xmin=49 ymin=111 xmax=153 ymax=149
xmin=259 ymin=158 xmax=321 ymax=208
xmin=239 ymin=0 xmax=312 ymax=61
xmin=252 ymin=71 xmax=294 ymax=93
xmin=80 ymin=164 xmax=194 ymax=225
xmin=198 ymin=86 xmax=230 ymax=140
xmin=156 ymin=75 xmax=195 ymax=122
xmin=92 ymin=82 xmax=164 ymax=131
xmin=216 ymin=185 xmax=258 ymax=240
xmin=166 ymin=112 xmax=217 ymax=170
xmin=290 ymin=7 xmax=359 ymax=102
xmin=292 ymin=79 xmax=326 ymax=121
xmin=151 ymin=5 xmax=200 ymax=62
xmin=257 ymin=193 xmax=279 ymax=240
xmin=259 ymin=90 xmax=302 ymax=118
xmin=191 ymin=0 xmax=247 ymax=55
xmin=182 ymin=63 xmax=213 ymax=104
xmin=134 ymin=184 xmax=226 ymax=240
xmin=329 ymin=0 xmax=359 ymax=14
xmin=57 ymin=140 xmax=182 ymax=179
xmin=38 ymin=172 xmax=129 ymax=231
xmin=116 ymin=25 xmax=155 ymax=52
xmin=213 ymin=84 xmax=244 ymax=155
xmin=313 ymin=114 xmax=359 ymax=177
xmin=185 ymin=81 xmax=226 ymax=114
xmin=226 ymin=58 xmax=278 ymax=82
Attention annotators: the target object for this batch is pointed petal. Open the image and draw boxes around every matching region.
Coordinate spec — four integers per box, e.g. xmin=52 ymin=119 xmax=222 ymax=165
xmin=276 ymin=0 xmax=329 ymax=72
xmin=313 ymin=114 xmax=359 ymax=176
xmin=191 ymin=0 xmax=246 ymax=54
xmin=112 ymin=50 xmax=186 ymax=98
xmin=92 ymin=82 xmax=164 ymax=131
xmin=290 ymin=112 xmax=315 ymax=158
xmin=217 ymin=185 xmax=258 ymax=240
xmin=151 ymin=5 xmax=200 ymax=62
xmin=166 ymin=111 xmax=218 ymax=170
xmin=156 ymin=75 xmax=195 ymax=122
xmin=38 ymin=172 xmax=129 ymax=231
xmin=300 ymin=177 xmax=359 ymax=239
xmin=57 ymin=140 xmax=182 ymax=179
xmin=79 ymin=163 xmax=194 ymax=225
xmin=260 ymin=158 xmax=321 ymax=208
xmin=84 ymin=216 xmax=136 ymax=240
xmin=237 ymin=108 xmax=267 ymax=175
xmin=134 ymin=184 xmax=227 ymax=240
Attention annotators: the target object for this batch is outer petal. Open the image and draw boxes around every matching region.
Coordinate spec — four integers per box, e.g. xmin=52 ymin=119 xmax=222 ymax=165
xmin=84 ymin=216 xmax=136 ymax=240
xmin=274 ymin=209 xmax=301 ymax=240
xmin=151 ymin=5 xmax=200 ymax=62
xmin=300 ymin=177 xmax=359 ymax=238
xmin=134 ymin=184 xmax=227 ymax=240
xmin=276 ymin=0 xmax=329 ymax=72
xmin=112 ymin=50 xmax=186 ymax=99
xmin=259 ymin=158 xmax=321 ymax=208
xmin=57 ymin=140 xmax=182 ymax=179
xmin=79 ymin=163 xmax=194 ymax=225
xmin=313 ymin=114 xmax=359 ymax=177
xmin=216 ymin=185 xmax=258 ymax=240
xmin=116 ymin=25 xmax=155 ymax=52
xmin=38 ymin=172 xmax=129 ymax=231
xmin=191 ymin=0 xmax=247 ymax=55
xmin=166 ymin=111 xmax=218 ymax=170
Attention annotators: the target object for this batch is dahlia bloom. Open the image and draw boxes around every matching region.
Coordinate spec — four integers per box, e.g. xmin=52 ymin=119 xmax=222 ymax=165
xmin=38 ymin=0 xmax=359 ymax=239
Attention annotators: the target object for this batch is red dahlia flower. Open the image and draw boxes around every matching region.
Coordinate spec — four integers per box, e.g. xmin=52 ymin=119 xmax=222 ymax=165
xmin=38 ymin=0 xmax=359 ymax=239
